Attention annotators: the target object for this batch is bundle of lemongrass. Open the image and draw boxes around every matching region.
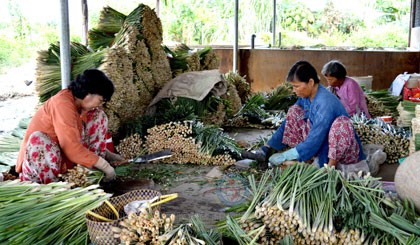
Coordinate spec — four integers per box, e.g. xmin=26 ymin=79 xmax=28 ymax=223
xmin=112 ymin=207 xmax=175 ymax=244
xmin=365 ymin=90 xmax=400 ymax=119
xmin=59 ymin=165 xmax=104 ymax=187
xmin=0 ymin=134 xmax=22 ymax=153
xmin=157 ymin=215 xmax=220 ymax=245
xmin=0 ymin=181 xmax=111 ymax=244
xmin=115 ymin=133 xmax=145 ymax=159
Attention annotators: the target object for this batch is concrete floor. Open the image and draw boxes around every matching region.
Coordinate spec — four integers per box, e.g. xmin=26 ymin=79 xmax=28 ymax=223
xmin=227 ymin=127 xmax=398 ymax=182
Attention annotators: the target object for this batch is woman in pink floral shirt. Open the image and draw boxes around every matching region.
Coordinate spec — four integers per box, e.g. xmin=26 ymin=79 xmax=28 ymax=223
xmin=322 ymin=60 xmax=371 ymax=118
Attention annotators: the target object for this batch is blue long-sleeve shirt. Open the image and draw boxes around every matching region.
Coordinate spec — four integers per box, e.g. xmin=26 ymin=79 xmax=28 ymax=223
xmin=267 ymin=84 xmax=365 ymax=166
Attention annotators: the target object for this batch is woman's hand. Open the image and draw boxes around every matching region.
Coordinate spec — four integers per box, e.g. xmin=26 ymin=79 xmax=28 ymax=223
xmin=268 ymin=148 xmax=299 ymax=167
xmin=94 ymin=157 xmax=116 ymax=182
xmin=105 ymin=149 xmax=126 ymax=166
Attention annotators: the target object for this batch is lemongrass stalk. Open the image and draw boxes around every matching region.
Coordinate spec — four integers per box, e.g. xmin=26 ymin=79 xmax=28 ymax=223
xmin=241 ymin=170 xmax=272 ymax=222
xmin=288 ymin=165 xmax=303 ymax=217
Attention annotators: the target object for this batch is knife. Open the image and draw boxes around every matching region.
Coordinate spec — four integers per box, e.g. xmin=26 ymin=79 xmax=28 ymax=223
xmin=113 ymin=149 xmax=172 ymax=166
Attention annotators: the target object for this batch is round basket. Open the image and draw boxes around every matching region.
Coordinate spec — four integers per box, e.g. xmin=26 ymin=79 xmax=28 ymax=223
xmin=86 ymin=189 xmax=161 ymax=245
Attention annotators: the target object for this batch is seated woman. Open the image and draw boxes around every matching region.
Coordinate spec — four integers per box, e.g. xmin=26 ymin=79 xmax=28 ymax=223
xmin=263 ymin=61 xmax=366 ymax=171
xmin=322 ymin=60 xmax=371 ymax=118
xmin=16 ymin=69 xmax=124 ymax=184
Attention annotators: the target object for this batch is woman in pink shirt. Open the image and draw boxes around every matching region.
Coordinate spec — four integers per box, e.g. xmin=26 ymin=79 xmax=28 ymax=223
xmin=322 ymin=60 xmax=371 ymax=118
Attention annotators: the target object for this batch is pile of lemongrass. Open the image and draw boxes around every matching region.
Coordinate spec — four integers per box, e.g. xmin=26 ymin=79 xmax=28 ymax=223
xmin=0 ymin=180 xmax=111 ymax=244
xmin=222 ymin=164 xmax=420 ymax=244
xmin=112 ymin=207 xmax=175 ymax=244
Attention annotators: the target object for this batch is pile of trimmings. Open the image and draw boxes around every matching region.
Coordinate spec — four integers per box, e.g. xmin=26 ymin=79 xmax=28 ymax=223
xmin=59 ymin=165 xmax=103 ymax=187
xmin=112 ymin=208 xmax=175 ymax=244
xmin=145 ymin=121 xmax=235 ymax=165
xmin=115 ymin=133 xmax=144 ymax=159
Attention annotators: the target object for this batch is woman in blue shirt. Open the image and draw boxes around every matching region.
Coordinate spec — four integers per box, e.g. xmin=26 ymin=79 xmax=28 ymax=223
xmin=266 ymin=60 xmax=365 ymax=168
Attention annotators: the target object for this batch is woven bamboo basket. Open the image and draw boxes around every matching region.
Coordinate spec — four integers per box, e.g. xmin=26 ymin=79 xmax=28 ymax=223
xmin=86 ymin=189 xmax=161 ymax=245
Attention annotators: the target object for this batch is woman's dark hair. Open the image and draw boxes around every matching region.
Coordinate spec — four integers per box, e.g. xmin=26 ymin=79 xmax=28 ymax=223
xmin=286 ymin=60 xmax=320 ymax=84
xmin=68 ymin=69 xmax=115 ymax=101
xmin=321 ymin=60 xmax=347 ymax=79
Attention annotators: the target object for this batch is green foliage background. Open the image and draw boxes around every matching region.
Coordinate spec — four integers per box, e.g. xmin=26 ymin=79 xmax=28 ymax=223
xmin=0 ymin=0 xmax=411 ymax=73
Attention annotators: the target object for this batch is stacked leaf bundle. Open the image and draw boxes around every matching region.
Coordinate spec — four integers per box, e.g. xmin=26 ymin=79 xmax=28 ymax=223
xmin=36 ymin=5 xmax=224 ymax=136
xmin=365 ymin=90 xmax=400 ymax=120
xmin=163 ymin=44 xmax=220 ymax=78
xmin=264 ymin=83 xmax=298 ymax=112
xmin=0 ymin=180 xmax=111 ymax=244
xmin=225 ymin=83 xmax=294 ymax=129
xmin=88 ymin=6 xmax=126 ymax=50
xmin=352 ymin=114 xmax=410 ymax=164
xmin=35 ymin=42 xmax=94 ymax=103
xmin=144 ymin=121 xmax=239 ymax=166
xmin=224 ymin=71 xmax=251 ymax=104
xmin=221 ymin=165 xmax=420 ymax=245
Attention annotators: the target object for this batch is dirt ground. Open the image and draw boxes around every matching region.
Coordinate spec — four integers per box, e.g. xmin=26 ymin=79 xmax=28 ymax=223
xmin=0 ymin=63 xmax=38 ymax=136
xmin=0 ymin=63 xmax=399 ymax=229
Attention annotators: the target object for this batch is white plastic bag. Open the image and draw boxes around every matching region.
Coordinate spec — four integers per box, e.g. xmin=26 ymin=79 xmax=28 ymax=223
xmin=337 ymin=160 xmax=370 ymax=176
xmin=124 ymin=196 xmax=159 ymax=215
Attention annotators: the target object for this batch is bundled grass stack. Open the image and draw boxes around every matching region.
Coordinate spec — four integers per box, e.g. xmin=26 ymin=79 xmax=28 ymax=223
xmin=97 ymin=4 xmax=172 ymax=133
xmin=164 ymin=44 xmax=220 ymax=78
xmin=88 ymin=6 xmax=126 ymax=50
xmin=35 ymin=42 xmax=92 ymax=103
xmin=35 ymin=4 xmax=226 ymax=138
xmin=100 ymin=46 xmax=139 ymax=133
xmin=224 ymin=71 xmax=249 ymax=106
